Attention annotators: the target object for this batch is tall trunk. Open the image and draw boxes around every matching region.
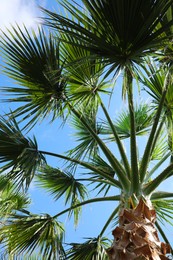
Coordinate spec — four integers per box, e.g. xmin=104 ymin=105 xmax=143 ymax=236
xmin=107 ymin=199 xmax=171 ymax=260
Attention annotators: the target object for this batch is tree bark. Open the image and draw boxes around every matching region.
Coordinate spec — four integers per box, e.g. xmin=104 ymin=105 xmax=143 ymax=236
xmin=107 ymin=199 xmax=171 ymax=260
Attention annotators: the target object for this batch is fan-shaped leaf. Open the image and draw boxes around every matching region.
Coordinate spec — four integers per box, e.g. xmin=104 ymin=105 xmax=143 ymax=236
xmin=67 ymin=105 xmax=102 ymax=163
xmin=0 ymin=176 xmax=30 ymax=218
xmin=66 ymin=237 xmax=110 ymax=260
xmin=1 ymin=26 xmax=67 ymax=129
xmin=0 ymin=115 xmax=45 ymax=190
xmin=60 ymin=33 xmax=110 ymax=106
xmin=44 ymin=0 xmax=173 ymax=76
xmin=87 ymin=154 xmax=115 ymax=196
xmin=36 ymin=165 xmax=88 ymax=226
xmin=150 ymin=131 xmax=168 ymax=161
xmin=152 ymin=199 xmax=173 ymax=226
xmin=101 ymin=102 xmax=153 ymax=140
xmin=0 ymin=212 xmax=65 ymax=259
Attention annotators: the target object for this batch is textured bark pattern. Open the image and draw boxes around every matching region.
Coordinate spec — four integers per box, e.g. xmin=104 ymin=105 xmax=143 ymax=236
xmin=107 ymin=199 xmax=171 ymax=260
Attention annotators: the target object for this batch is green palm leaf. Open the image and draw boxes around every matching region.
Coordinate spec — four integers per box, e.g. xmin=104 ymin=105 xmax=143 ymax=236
xmin=152 ymin=199 xmax=173 ymax=226
xmin=101 ymin=102 xmax=153 ymax=140
xmin=140 ymin=61 xmax=173 ymax=156
xmin=0 ymin=177 xmax=31 ymax=255
xmin=67 ymin=105 xmax=101 ymax=163
xmin=156 ymin=4 xmax=173 ymax=67
xmin=87 ymin=154 xmax=115 ymax=196
xmin=0 ymin=178 xmax=30 ymax=218
xmin=0 ymin=255 xmax=40 ymax=260
xmin=0 ymin=115 xmax=45 ymax=189
xmin=150 ymin=131 xmax=168 ymax=161
xmin=1 ymin=26 xmax=67 ymax=129
xmin=0 ymin=195 xmax=30 ymax=219
xmin=36 ymin=165 xmax=88 ymax=226
xmin=66 ymin=237 xmax=110 ymax=260
xmin=61 ymin=33 xmax=109 ymax=107
xmin=0 ymin=212 xmax=65 ymax=259
xmin=140 ymin=61 xmax=173 ymax=109
xmin=43 ymin=0 xmax=173 ymax=75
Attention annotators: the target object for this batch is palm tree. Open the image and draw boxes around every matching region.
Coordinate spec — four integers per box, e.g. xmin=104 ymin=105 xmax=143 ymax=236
xmin=1 ymin=0 xmax=173 ymax=259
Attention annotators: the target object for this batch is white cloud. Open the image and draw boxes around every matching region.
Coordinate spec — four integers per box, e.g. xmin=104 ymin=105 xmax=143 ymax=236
xmin=0 ymin=0 xmax=46 ymax=33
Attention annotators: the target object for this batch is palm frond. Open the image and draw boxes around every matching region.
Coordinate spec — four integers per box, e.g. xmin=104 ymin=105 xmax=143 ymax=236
xmin=66 ymin=237 xmax=110 ymax=260
xmin=86 ymin=154 xmax=115 ymax=196
xmin=147 ymin=152 xmax=171 ymax=182
xmin=0 ymin=115 xmax=45 ymax=190
xmin=36 ymin=165 xmax=88 ymax=226
xmin=101 ymin=102 xmax=154 ymax=140
xmin=0 ymin=176 xmax=30 ymax=218
xmin=65 ymin=103 xmax=130 ymax=191
xmin=1 ymin=26 xmax=67 ymax=130
xmin=139 ymin=60 xmax=173 ymax=157
xmin=156 ymin=4 xmax=173 ymax=69
xmin=140 ymin=61 xmax=173 ymax=109
xmin=67 ymin=105 xmax=102 ymax=164
xmin=43 ymin=0 xmax=173 ymax=75
xmin=0 ymin=212 xmax=65 ymax=259
xmin=53 ymin=196 xmax=120 ymax=220
xmin=139 ymin=71 xmax=171 ymax=183
xmin=0 ymin=191 xmax=30 ymax=219
xmin=38 ymin=150 xmax=121 ymax=188
xmin=143 ymin=163 xmax=173 ymax=195
xmin=150 ymin=131 xmax=168 ymax=161
xmin=153 ymin=199 xmax=173 ymax=226
xmin=151 ymin=191 xmax=173 ymax=200
xmin=2 ymin=255 xmax=41 ymax=260
xmin=167 ymin=117 xmax=173 ymax=155
xmin=60 ymin=33 xmax=110 ymax=106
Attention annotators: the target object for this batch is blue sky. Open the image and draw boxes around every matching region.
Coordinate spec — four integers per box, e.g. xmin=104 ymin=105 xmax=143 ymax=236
xmin=0 ymin=0 xmax=173 ymax=250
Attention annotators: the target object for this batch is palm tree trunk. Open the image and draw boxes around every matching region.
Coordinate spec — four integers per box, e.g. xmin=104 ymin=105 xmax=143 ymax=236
xmin=107 ymin=199 xmax=171 ymax=260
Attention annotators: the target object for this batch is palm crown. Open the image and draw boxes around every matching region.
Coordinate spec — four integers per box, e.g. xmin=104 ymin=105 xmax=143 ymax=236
xmin=1 ymin=0 xmax=173 ymax=259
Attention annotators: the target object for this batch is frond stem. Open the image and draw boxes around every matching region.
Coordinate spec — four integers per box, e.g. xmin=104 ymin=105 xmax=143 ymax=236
xmin=66 ymin=101 xmax=130 ymax=191
xmin=151 ymin=191 xmax=173 ymax=200
xmin=126 ymin=67 xmax=139 ymax=194
xmin=37 ymin=149 xmax=121 ymax=188
xmin=150 ymin=114 xmax=166 ymax=158
xmin=140 ymin=71 xmax=170 ymax=182
xmin=143 ymin=163 xmax=173 ymax=195
xmin=155 ymin=221 xmax=173 ymax=254
xmin=53 ymin=196 xmax=120 ymax=219
xmin=99 ymin=205 xmax=119 ymax=237
xmin=99 ymin=98 xmax=131 ymax=179
xmin=76 ymin=178 xmax=118 ymax=187
xmin=146 ymin=152 xmax=170 ymax=181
